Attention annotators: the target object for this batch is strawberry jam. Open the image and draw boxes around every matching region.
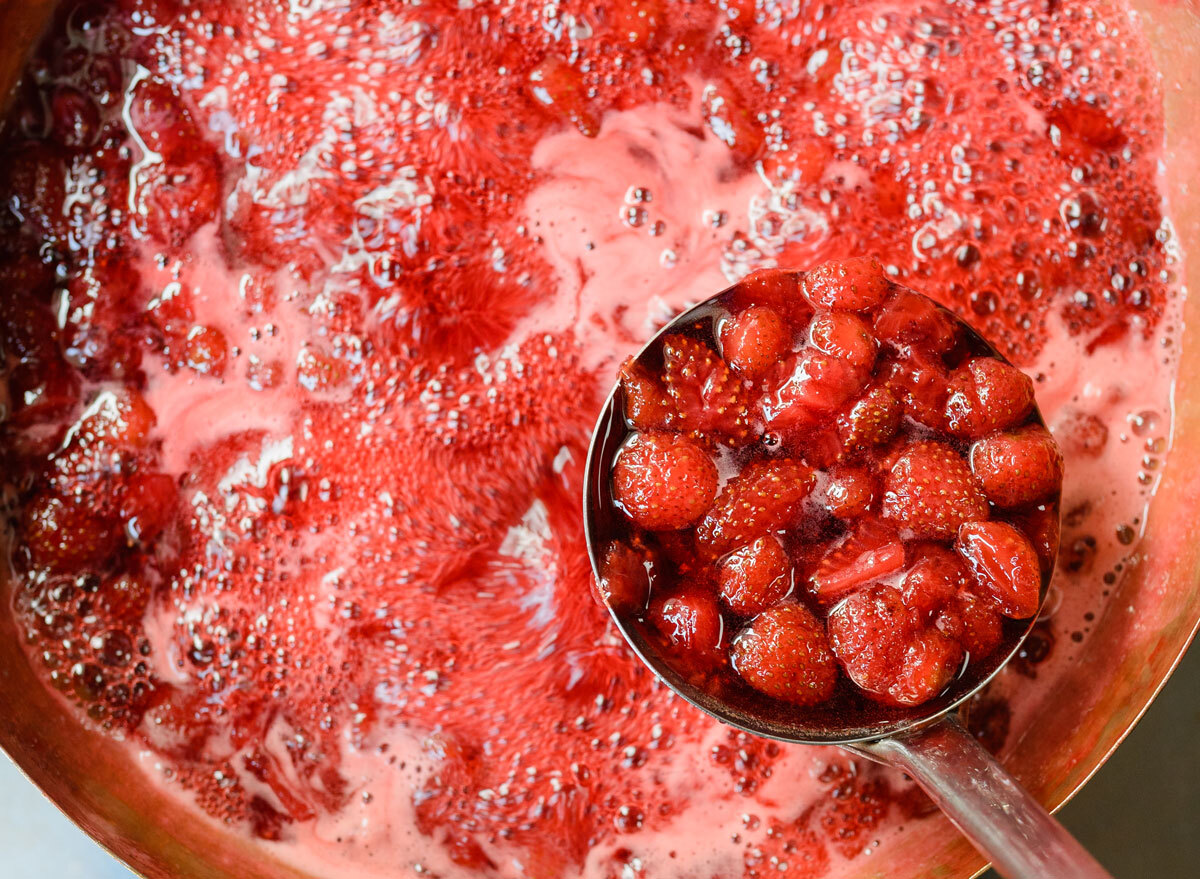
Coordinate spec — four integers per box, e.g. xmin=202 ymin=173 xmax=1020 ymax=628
xmin=593 ymin=262 xmax=1062 ymax=728
xmin=0 ymin=1 xmax=1185 ymax=877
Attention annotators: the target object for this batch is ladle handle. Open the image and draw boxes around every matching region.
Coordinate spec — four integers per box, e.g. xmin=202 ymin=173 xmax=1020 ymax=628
xmin=852 ymin=714 xmax=1113 ymax=879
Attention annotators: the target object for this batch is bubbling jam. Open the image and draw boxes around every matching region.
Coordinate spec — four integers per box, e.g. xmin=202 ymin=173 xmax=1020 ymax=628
xmin=0 ymin=1 xmax=1183 ymax=878
xmin=593 ymin=261 xmax=1062 ymax=733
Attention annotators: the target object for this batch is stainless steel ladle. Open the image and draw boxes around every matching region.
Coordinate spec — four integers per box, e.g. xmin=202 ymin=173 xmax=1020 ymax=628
xmin=582 ymin=274 xmax=1113 ymax=879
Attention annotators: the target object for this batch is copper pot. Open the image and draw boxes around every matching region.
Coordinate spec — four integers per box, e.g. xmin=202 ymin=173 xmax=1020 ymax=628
xmin=0 ymin=2 xmax=1197 ymax=877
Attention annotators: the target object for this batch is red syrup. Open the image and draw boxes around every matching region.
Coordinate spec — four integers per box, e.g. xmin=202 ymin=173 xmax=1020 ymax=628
xmin=0 ymin=1 xmax=1183 ymax=877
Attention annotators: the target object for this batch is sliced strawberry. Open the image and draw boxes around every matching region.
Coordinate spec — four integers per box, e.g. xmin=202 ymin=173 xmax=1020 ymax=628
xmin=828 ymin=585 xmax=963 ymax=707
xmin=809 ymin=522 xmax=905 ymax=604
xmin=970 ymin=425 xmax=1063 ymax=509
xmin=612 ymin=433 xmax=718 ymax=531
xmin=935 ymin=591 xmax=1004 ymax=661
xmin=661 ymin=334 xmax=754 ymax=445
xmin=720 ymin=305 xmax=792 ymax=377
xmin=730 ymin=604 xmax=838 ymax=706
xmin=807 ymin=311 xmax=878 ymax=375
xmin=718 ymin=535 xmax=793 ymax=616
xmin=873 ymin=288 xmax=958 ymax=354
xmin=820 ymin=466 xmax=876 ymax=519
xmin=944 ymin=357 xmax=1035 ymax=439
xmin=882 ymin=441 xmax=989 ymax=539
xmin=22 ymin=491 xmax=122 ymax=574
xmin=620 ymin=359 xmax=672 ymax=431
xmin=801 ymin=257 xmax=889 ymax=312
xmin=695 ymin=458 xmax=815 ymax=556
xmin=956 ymin=521 xmax=1042 ymax=619
xmin=899 ymin=545 xmax=969 ymax=617
xmin=838 ymin=385 xmax=902 ymax=455
xmin=596 ymin=540 xmax=652 ymax=613
xmin=649 ymin=591 xmax=725 ymax=655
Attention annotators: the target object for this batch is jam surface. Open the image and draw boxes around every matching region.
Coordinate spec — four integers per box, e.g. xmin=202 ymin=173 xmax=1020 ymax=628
xmin=0 ymin=1 xmax=1184 ymax=877
xmin=593 ymin=261 xmax=1062 ymax=734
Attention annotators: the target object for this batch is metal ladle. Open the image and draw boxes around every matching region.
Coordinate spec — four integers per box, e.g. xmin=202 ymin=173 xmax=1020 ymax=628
xmin=582 ymin=275 xmax=1113 ymax=879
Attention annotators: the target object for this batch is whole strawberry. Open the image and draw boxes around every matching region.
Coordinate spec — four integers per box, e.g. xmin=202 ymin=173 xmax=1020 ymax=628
xmin=612 ymin=433 xmax=718 ymax=531
xmin=731 ymin=604 xmax=838 ymax=706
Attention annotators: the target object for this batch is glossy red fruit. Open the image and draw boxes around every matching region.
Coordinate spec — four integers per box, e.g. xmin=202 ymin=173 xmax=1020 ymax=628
xmin=808 ymin=311 xmax=878 ymax=375
xmin=8 ymin=354 xmax=82 ymax=424
xmin=801 ymin=257 xmax=889 ymax=311
xmin=48 ymin=86 xmax=101 ymax=150
xmin=119 ymin=471 xmax=178 ymax=544
xmin=885 ymin=351 xmax=951 ymax=431
xmin=661 ymin=334 xmax=753 ymax=445
xmin=1011 ymin=503 xmax=1061 ymax=573
xmin=809 ymin=524 xmax=905 ymax=604
xmin=695 ymin=458 xmax=815 ymax=556
xmin=828 ymin=585 xmax=963 ymax=707
xmin=900 ymin=545 xmax=969 ymax=617
xmin=184 ymin=325 xmax=229 ymax=376
xmin=763 ymin=350 xmax=868 ymax=429
xmin=527 ymin=56 xmax=599 ymax=137
xmin=127 ymin=76 xmax=201 ymax=156
xmin=22 ymin=492 xmax=121 ymax=573
xmin=718 ymin=536 xmax=793 ymax=616
xmin=821 ymin=466 xmax=876 ymax=519
xmin=944 ymin=357 xmax=1035 ymax=439
xmin=970 ymin=425 xmax=1063 ymax=508
xmin=135 ymin=141 xmax=221 ymax=245
xmin=728 ymin=269 xmax=808 ymax=324
xmin=610 ymin=0 xmax=665 ymax=45
xmin=882 ymin=442 xmax=989 ymax=539
xmin=95 ymin=573 xmax=152 ymax=625
xmin=730 ymin=604 xmax=838 ymax=706
xmin=597 ymin=540 xmax=652 ymax=613
xmin=873 ymin=289 xmax=958 ymax=354
xmin=650 ymin=591 xmax=725 ymax=655
xmin=956 ymin=521 xmax=1042 ymax=619
xmin=838 ymin=385 xmax=902 ymax=454
xmin=701 ymin=81 xmax=764 ymax=163
xmin=612 ymin=433 xmax=718 ymax=530
xmin=619 ymin=359 xmax=672 ymax=431
xmin=720 ymin=305 xmax=791 ymax=377
xmin=935 ymin=591 xmax=1004 ymax=661
xmin=78 ymin=388 xmax=157 ymax=449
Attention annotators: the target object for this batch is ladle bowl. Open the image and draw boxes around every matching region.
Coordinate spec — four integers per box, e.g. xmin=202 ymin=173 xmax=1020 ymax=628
xmin=582 ymin=274 xmax=1112 ymax=879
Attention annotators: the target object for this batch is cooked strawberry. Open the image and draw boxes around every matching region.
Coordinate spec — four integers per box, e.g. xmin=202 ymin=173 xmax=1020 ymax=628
xmin=650 ymin=591 xmax=725 ymax=655
xmin=828 ymin=585 xmax=963 ymax=707
xmin=718 ymin=536 xmax=793 ymax=616
xmin=820 ymin=466 xmax=876 ymax=519
xmin=661 ymin=334 xmax=754 ymax=445
xmin=22 ymin=491 xmax=121 ymax=574
xmin=761 ymin=350 xmax=868 ymax=430
xmin=728 ymin=268 xmax=809 ymax=323
xmin=720 ymin=305 xmax=792 ymax=377
xmin=882 ymin=441 xmax=989 ymax=539
xmin=701 ymin=79 xmax=764 ymax=163
xmin=183 ymin=326 xmax=229 ymax=377
xmin=884 ymin=352 xmax=951 ymax=431
xmin=809 ymin=523 xmax=905 ymax=603
xmin=76 ymin=388 xmax=157 ymax=450
xmin=95 ymin=573 xmax=152 ymax=625
xmin=1010 ymin=503 xmax=1061 ymax=573
xmin=135 ymin=141 xmax=222 ymax=246
xmin=944 ymin=357 xmax=1035 ymax=439
xmin=807 ymin=311 xmax=878 ymax=375
xmin=596 ymin=540 xmax=652 ymax=613
xmin=695 ymin=458 xmax=815 ymax=556
xmin=609 ymin=0 xmax=665 ymax=45
xmin=970 ymin=425 xmax=1063 ymax=508
xmin=935 ymin=591 xmax=1004 ymax=660
xmin=873 ymin=289 xmax=958 ymax=354
xmin=119 ymin=471 xmax=178 ymax=544
xmin=730 ymin=604 xmax=838 ymax=706
xmin=527 ymin=55 xmax=599 ymax=136
xmin=955 ymin=521 xmax=1042 ymax=619
xmin=801 ymin=257 xmax=889 ymax=312
xmin=612 ymin=433 xmax=718 ymax=530
xmin=838 ymin=385 xmax=902 ymax=454
xmin=899 ymin=545 xmax=969 ymax=617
